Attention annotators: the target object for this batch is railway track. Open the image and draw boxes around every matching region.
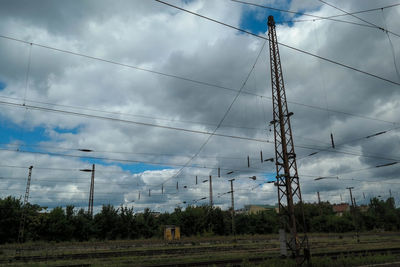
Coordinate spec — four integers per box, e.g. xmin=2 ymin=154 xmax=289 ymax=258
xmin=2 ymin=246 xmax=400 ymax=266
xmin=1 ymin=245 xmax=273 ymax=264
xmin=149 ymin=247 xmax=400 ymax=267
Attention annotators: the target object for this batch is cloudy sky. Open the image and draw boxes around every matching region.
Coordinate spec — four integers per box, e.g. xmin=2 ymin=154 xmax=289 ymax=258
xmin=0 ymin=0 xmax=399 ymax=213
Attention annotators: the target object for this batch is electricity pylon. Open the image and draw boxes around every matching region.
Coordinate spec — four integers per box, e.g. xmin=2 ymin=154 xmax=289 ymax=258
xmin=267 ymin=15 xmax=310 ymax=265
xmin=17 ymin=166 xmax=33 ymax=246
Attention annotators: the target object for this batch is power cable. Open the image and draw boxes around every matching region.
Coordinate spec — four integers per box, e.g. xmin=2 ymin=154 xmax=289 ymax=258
xmin=231 ymin=0 xmax=375 ymax=29
xmin=2 ymin=162 xmax=399 ymax=210
xmin=0 ymin=100 xmax=273 ymax=144
xmin=0 ymin=142 xmax=265 ymax=162
xmin=0 ymin=32 xmax=398 ymax=130
xmin=1 ymin=115 xmax=399 ymax=171
xmin=279 ymin=2 xmax=400 ymax=24
xmin=313 ymin=3 xmax=400 ymax=20
xmin=154 ymin=0 xmax=400 ymax=87
xmin=298 ymin=126 xmax=400 ymax=161
xmin=23 ymin=43 xmax=32 ymax=105
xmin=149 ymin=40 xmax=268 ymax=190
xmin=0 ymin=95 xmax=266 ymax=132
xmin=3 ymin=91 xmax=399 ymax=131
xmin=318 ymin=0 xmax=400 ymax=38
xmin=381 ymin=9 xmax=400 ymax=82
xmin=0 ymin=148 xmax=275 ymax=174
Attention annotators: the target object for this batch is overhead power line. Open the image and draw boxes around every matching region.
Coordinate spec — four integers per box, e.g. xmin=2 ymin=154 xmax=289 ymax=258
xmin=280 ymin=3 xmax=400 ymax=24
xmin=0 ymin=35 xmax=244 ymax=94
xmin=154 ymin=0 xmax=400 ymax=87
xmin=0 ymin=142 xmax=265 ymax=162
xmin=298 ymin=126 xmax=400 ymax=161
xmin=147 ymin=40 xmax=268 ymax=190
xmin=3 ymin=86 xmax=399 ymax=127
xmin=3 ymin=94 xmax=399 ymax=153
xmin=0 ymin=147 xmax=274 ymax=174
xmin=233 ymin=0 xmax=400 ymax=31
xmin=231 ymin=0 xmax=376 ymax=29
xmin=0 ymin=37 xmax=398 ymax=126
xmin=316 ymin=3 xmax=400 ymax=19
xmin=318 ymin=0 xmax=400 ymax=38
xmin=0 ymin=100 xmax=273 ymax=144
xmin=2 ymin=98 xmax=400 ymax=165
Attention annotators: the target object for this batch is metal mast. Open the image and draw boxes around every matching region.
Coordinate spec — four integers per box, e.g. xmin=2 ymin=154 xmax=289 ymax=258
xmin=88 ymin=164 xmax=95 ymax=217
xmin=209 ymin=175 xmax=213 ymax=207
xmin=267 ymin=15 xmax=309 ymax=264
xmin=18 ymin=166 xmax=33 ymax=244
xmin=228 ymin=179 xmax=236 ymax=236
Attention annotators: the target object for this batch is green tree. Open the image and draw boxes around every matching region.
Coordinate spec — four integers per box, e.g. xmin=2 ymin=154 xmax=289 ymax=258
xmin=72 ymin=208 xmax=93 ymax=241
xmin=94 ymin=205 xmax=120 ymax=240
xmin=0 ymin=196 xmax=22 ymax=243
xmin=45 ymin=207 xmax=69 ymax=241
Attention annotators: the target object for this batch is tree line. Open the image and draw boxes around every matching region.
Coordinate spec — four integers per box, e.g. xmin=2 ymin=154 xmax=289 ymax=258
xmin=0 ymin=196 xmax=399 ymax=244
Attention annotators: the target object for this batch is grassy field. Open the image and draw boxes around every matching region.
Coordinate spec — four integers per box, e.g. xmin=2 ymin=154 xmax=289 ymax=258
xmin=1 ymin=232 xmax=400 ymax=266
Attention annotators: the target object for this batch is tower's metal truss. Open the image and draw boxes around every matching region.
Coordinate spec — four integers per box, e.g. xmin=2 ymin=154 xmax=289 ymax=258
xmin=17 ymin=166 xmax=33 ymax=244
xmin=267 ymin=15 xmax=310 ymax=265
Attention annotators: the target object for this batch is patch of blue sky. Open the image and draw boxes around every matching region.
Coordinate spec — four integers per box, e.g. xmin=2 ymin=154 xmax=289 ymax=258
xmin=54 ymin=125 xmax=81 ymax=135
xmin=0 ymin=119 xmax=51 ymax=148
xmin=257 ymin=171 xmax=276 ymax=182
xmin=80 ymin=158 xmax=173 ymax=174
xmin=238 ymin=0 xmax=301 ymax=33
xmin=0 ymin=81 xmax=6 ymax=91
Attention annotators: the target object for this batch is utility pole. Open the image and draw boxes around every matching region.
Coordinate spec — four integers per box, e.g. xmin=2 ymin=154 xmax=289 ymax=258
xmin=229 ymin=179 xmax=236 ymax=237
xmin=347 ymin=187 xmax=354 ymax=207
xmin=209 ymin=175 xmax=213 ymax=207
xmin=267 ymin=15 xmax=309 ymax=265
xmin=317 ymin=191 xmax=322 ymax=216
xmin=88 ymin=164 xmax=95 ymax=217
xmin=347 ymin=186 xmax=359 ymax=243
xmin=17 ymin=166 xmax=33 ymax=246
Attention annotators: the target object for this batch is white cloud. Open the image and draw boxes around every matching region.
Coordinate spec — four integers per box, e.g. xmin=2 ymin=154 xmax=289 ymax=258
xmin=0 ymin=0 xmax=399 ymax=212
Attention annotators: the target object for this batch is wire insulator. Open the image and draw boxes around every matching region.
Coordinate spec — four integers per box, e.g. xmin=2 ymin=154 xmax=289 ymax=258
xmin=330 ymin=133 xmax=335 ymax=149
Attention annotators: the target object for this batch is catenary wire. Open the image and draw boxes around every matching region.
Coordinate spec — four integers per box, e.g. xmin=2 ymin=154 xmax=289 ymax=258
xmin=0 ymin=147 xmax=276 ymax=173
xmin=0 ymin=20 xmax=399 ymax=87
xmin=233 ymin=0 xmax=400 ymax=31
xmin=154 ymin=0 xmax=400 ymax=87
xmin=318 ymin=0 xmax=400 ymax=38
xmin=148 ymin=40 xmax=268 ymax=190
xmin=280 ymin=2 xmax=400 ymax=24
xmin=0 ymin=100 xmax=274 ymax=144
xmin=231 ymin=0 xmax=376 ymax=29
xmin=0 ymin=95 xmax=267 ymax=132
xmin=3 ymin=89 xmax=399 ymax=128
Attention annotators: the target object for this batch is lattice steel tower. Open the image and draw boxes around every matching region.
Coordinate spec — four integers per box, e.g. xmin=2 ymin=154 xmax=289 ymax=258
xmin=267 ymin=15 xmax=310 ymax=265
xmin=18 ymin=166 xmax=33 ymax=244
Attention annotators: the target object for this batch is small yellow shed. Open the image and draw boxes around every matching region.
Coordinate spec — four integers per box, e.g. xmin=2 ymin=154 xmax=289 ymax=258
xmin=164 ymin=225 xmax=180 ymax=241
